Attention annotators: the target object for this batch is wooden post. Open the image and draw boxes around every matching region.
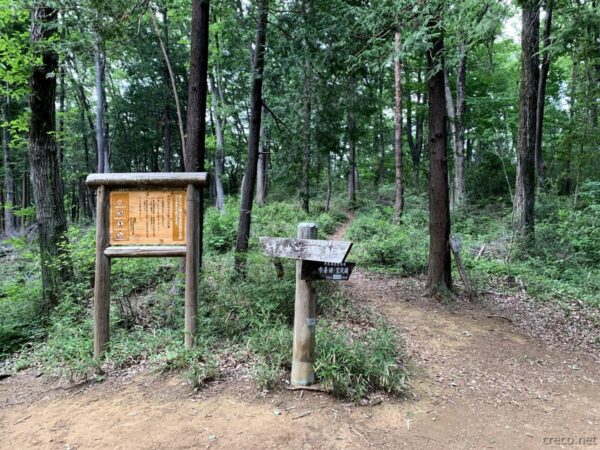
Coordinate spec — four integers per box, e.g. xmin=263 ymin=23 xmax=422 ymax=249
xmin=291 ymin=222 xmax=318 ymax=386
xmin=94 ymin=185 xmax=111 ymax=357
xmin=184 ymin=183 xmax=200 ymax=348
xmin=450 ymin=235 xmax=474 ymax=297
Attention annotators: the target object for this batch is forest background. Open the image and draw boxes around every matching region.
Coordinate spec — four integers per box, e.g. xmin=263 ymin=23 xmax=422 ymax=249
xmin=0 ymin=0 xmax=598 ymax=397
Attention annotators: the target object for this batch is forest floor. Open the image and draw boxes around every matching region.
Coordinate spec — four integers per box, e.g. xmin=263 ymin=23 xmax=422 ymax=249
xmin=1 ymin=220 xmax=599 ymax=449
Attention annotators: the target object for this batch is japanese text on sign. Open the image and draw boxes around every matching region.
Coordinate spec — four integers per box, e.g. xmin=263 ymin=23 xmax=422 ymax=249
xmin=109 ymin=190 xmax=186 ymax=245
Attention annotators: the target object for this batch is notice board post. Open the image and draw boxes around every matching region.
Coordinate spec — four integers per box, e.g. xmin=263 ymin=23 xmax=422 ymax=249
xmin=86 ymin=173 xmax=208 ymax=357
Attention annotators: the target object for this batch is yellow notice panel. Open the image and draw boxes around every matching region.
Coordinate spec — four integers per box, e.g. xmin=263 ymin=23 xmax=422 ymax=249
xmin=109 ymin=190 xmax=186 ymax=245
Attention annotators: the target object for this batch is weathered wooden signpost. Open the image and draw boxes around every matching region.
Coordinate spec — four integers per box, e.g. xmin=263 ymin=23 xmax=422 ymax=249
xmin=260 ymin=223 xmax=353 ymax=386
xmin=86 ymin=173 xmax=208 ymax=357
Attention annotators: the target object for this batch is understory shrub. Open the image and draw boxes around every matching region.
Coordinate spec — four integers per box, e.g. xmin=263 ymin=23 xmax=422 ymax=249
xmin=315 ymin=321 xmax=408 ymax=400
xmin=346 ymin=203 xmax=428 ymax=274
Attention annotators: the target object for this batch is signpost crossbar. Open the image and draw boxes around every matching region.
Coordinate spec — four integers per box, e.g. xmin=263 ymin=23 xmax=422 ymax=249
xmin=104 ymin=246 xmax=187 ymax=258
xmin=86 ymin=172 xmax=208 ymax=188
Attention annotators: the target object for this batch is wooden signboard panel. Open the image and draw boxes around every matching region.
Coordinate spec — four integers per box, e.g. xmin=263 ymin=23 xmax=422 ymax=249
xmin=109 ymin=190 xmax=186 ymax=245
xmin=259 ymin=237 xmax=352 ymax=263
xmin=300 ymin=261 xmax=355 ymax=281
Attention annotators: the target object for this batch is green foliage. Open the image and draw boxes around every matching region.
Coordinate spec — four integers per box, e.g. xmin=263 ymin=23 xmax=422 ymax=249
xmin=204 ymin=199 xmax=347 ymax=255
xmin=204 ymin=198 xmax=239 ymax=252
xmin=0 ymin=279 xmax=44 ymax=358
xmin=452 ymin=194 xmax=600 ymax=308
xmin=315 ymin=321 xmax=408 ymax=400
xmin=35 ymin=297 xmax=97 ymax=378
xmin=0 ymin=237 xmax=45 ymax=357
xmin=346 ymin=195 xmax=428 ymax=274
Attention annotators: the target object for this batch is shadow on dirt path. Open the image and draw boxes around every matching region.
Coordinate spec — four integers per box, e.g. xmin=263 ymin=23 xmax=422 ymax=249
xmin=1 ymin=218 xmax=598 ymax=449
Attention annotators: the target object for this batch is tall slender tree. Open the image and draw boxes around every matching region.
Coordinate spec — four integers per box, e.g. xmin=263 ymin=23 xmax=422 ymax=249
xmin=393 ymin=28 xmax=404 ymax=223
xmin=514 ymin=0 xmax=540 ymax=239
xmin=28 ymin=4 xmax=72 ymax=312
xmin=235 ymin=0 xmax=269 ymax=275
xmin=255 ymin=106 xmax=268 ymax=207
xmin=299 ymin=0 xmax=312 ymax=214
xmin=185 ymin=0 xmax=210 ymax=272
xmin=534 ymin=0 xmax=554 ymax=186
xmin=209 ymin=74 xmax=225 ymax=211
xmin=2 ymin=87 xmax=15 ymax=236
xmin=425 ymin=17 xmax=452 ymax=296
xmin=94 ymin=34 xmax=109 ymax=173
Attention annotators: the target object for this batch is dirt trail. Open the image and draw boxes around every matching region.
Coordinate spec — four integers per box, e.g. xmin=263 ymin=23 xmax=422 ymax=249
xmin=1 ymin=220 xmax=599 ymax=449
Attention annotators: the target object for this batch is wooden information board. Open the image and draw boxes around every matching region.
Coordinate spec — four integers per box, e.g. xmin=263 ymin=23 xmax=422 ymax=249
xmin=86 ymin=172 xmax=208 ymax=357
xmin=109 ymin=190 xmax=186 ymax=245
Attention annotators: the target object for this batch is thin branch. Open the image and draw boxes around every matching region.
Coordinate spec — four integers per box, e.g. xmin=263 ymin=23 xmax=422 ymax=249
xmin=148 ymin=5 xmax=186 ymax=156
xmin=261 ymin=100 xmax=285 ymax=134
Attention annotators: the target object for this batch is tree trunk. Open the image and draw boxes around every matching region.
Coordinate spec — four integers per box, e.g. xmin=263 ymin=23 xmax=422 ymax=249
xmin=21 ymin=170 xmax=29 ymax=230
xmin=347 ymin=91 xmax=356 ymax=206
xmin=162 ymin=5 xmax=172 ymax=172
xmin=256 ymin=106 xmax=267 ymax=207
xmin=514 ymin=1 xmax=540 ymax=240
xmin=393 ymin=30 xmax=404 ymax=223
xmin=58 ymin=65 xmax=65 ymax=165
xmin=374 ymin=65 xmax=385 ymax=186
xmin=235 ymin=0 xmax=268 ymax=275
xmin=209 ymin=75 xmax=226 ymax=211
xmin=405 ymin=74 xmax=419 ymax=183
xmin=300 ymin=51 xmax=312 ymax=214
xmin=534 ymin=0 xmax=553 ymax=186
xmin=425 ymin=19 xmax=452 ymax=296
xmin=28 ymin=4 xmax=72 ymax=312
xmin=454 ymin=41 xmax=467 ymax=208
xmin=94 ymin=35 xmax=109 ymax=173
xmin=325 ymin=150 xmax=332 ymax=212
xmin=80 ymin=107 xmax=94 ymax=220
xmin=2 ymin=87 xmax=15 ymax=236
xmin=185 ymin=0 xmax=210 ymax=273
xmin=415 ymin=70 xmax=425 ymax=183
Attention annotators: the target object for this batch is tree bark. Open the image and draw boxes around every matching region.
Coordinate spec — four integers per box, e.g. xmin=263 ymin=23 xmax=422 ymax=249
xmin=256 ymin=106 xmax=267 ymax=207
xmin=185 ymin=0 xmax=210 ymax=272
xmin=534 ymin=0 xmax=553 ymax=186
xmin=94 ymin=35 xmax=109 ymax=173
xmin=393 ymin=29 xmax=404 ymax=223
xmin=300 ymin=52 xmax=312 ymax=214
xmin=325 ymin=150 xmax=332 ymax=212
xmin=28 ymin=4 xmax=72 ymax=312
xmin=346 ymin=81 xmax=357 ymax=206
xmin=2 ymin=87 xmax=15 ymax=236
xmin=162 ymin=5 xmax=172 ymax=172
xmin=415 ymin=69 xmax=425 ymax=183
xmin=235 ymin=0 xmax=268 ymax=275
xmin=405 ymin=74 xmax=419 ymax=183
xmin=452 ymin=42 xmax=468 ymax=208
xmin=209 ymin=74 xmax=225 ymax=211
xmin=80 ymin=106 xmax=94 ymax=220
xmin=21 ymin=170 xmax=29 ymax=230
xmin=514 ymin=1 xmax=540 ymax=240
xmin=58 ymin=65 xmax=65 ymax=165
xmin=425 ymin=19 xmax=452 ymax=296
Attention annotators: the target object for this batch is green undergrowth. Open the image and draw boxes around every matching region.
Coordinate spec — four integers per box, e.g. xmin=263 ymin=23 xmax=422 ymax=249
xmin=1 ymin=199 xmax=407 ymax=402
xmin=346 ymin=184 xmax=600 ymax=308
xmin=345 ymin=193 xmax=429 ymax=275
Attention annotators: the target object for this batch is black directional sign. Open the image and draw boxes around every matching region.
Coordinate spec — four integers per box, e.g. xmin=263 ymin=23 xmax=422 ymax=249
xmin=300 ymin=261 xmax=355 ymax=281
